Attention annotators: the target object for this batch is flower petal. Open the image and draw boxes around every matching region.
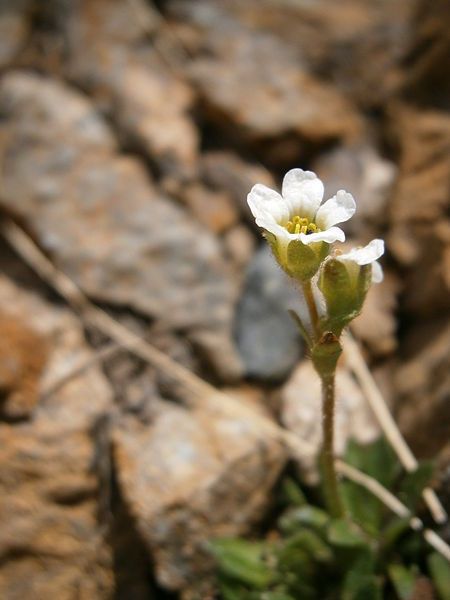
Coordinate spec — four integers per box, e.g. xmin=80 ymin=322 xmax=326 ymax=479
xmin=281 ymin=169 xmax=324 ymax=220
xmin=256 ymin=216 xmax=291 ymax=241
xmin=371 ymin=261 xmax=384 ymax=283
xmin=338 ymin=239 xmax=384 ymax=265
xmin=295 ymin=226 xmax=346 ymax=245
xmin=315 ymin=190 xmax=356 ymax=230
xmin=247 ymin=183 xmax=290 ymax=225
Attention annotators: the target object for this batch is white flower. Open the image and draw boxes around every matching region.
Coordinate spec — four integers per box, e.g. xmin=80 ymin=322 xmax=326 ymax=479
xmin=247 ymin=168 xmax=356 ymax=252
xmin=336 ymin=239 xmax=385 ymax=283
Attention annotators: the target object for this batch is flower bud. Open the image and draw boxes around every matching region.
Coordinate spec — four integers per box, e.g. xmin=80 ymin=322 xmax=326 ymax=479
xmin=319 ymin=258 xmax=372 ymax=333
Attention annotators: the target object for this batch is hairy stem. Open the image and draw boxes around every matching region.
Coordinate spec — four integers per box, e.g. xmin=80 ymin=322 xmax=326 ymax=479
xmin=302 ymin=279 xmax=320 ymax=339
xmin=321 ymin=373 xmax=344 ymax=517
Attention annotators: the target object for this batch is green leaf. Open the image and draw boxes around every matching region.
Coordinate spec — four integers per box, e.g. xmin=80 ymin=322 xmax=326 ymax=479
xmin=398 ymin=462 xmax=434 ymax=511
xmin=210 ymin=538 xmax=273 ymax=589
xmin=388 ymin=563 xmax=418 ymax=600
xmin=381 ymin=517 xmax=412 ymax=552
xmin=327 ymin=519 xmax=368 ymax=548
xmin=279 ymin=477 xmax=307 ymax=508
xmin=428 ymin=552 xmax=450 ymax=600
xmin=342 ymin=438 xmax=399 ymax=534
xmin=283 ymin=530 xmax=333 ymax=563
xmin=342 ymin=549 xmax=380 ymax=600
xmin=278 ymin=505 xmax=330 ymax=535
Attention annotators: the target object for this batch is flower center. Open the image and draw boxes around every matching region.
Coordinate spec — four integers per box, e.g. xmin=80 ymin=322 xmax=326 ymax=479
xmin=285 ymin=215 xmax=321 ymax=235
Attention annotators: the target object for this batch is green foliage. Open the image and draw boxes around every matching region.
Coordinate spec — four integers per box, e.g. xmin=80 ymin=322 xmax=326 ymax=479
xmin=211 ymin=436 xmax=445 ymax=600
xmin=428 ymin=553 xmax=450 ymax=600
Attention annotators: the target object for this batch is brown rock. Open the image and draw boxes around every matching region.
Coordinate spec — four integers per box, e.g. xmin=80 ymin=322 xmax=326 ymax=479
xmin=0 ymin=71 xmax=242 ymax=382
xmin=200 ymin=151 xmax=275 ymax=230
xmin=27 ymin=0 xmax=198 ymax=178
xmin=0 ymin=311 xmax=48 ymax=420
xmin=280 ymin=360 xmax=379 ymax=483
xmin=113 ymin=399 xmax=287 ymax=593
xmin=181 ymin=182 xmax=239 ymax=234
xmin=387 ymin=105 xmax=450 ymax=315
xmin=0 ymin=275 xmax=113 ymax=599
xmin=313 ymin=141 xmax=396 ymax=237
xmin=395 ymin=323 xmax=450 ymax=459
xmin=351 ymin=271 xmax=400 ymax=357
xmin=0 ymin=0 xmax=32 ymax=68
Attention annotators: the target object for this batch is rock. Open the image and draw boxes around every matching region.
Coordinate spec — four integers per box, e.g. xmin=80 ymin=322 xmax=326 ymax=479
xmin=280 ymin=360 xmax=379 ymax=484
xmin=234 ymin=245 xmax=304 ymax=383
xmin=113 ymin=398 xmax=287 ymax=594
xmin=351 ymin=271 xmax=400 ymax=357
xmin=0 ymin=0 xmax=32 ymax=68
xmin=387 ymin=105 xmax=450 ymax=315
xmin=222 ymin=224 xmax=256 ymax=272
xmin=0 ymin=274 xmax=113 ymax=598
xmin=313 ymin=141 xmax=397 ymax=237
xmin=169 ymin=1 xmax=361 ymax=164
xmin=0 ymin=311 xmax=48 ymax=420
xmin=26 ymin=0 xmax=198 ymax=178
xmin=228 ymin=0 xmax=413 ymax=108
xmin=200 ymin=151 xmax=276 ymax=230
xmin=180 ymin=182 xmax=239 ymax=234
xmin=395 ymin=322 xmax=450 ymax=459
xmin=0 ymin=71 xmax=242 ymax=382
xmin=401 ymin=0 xmax=450 ymax=109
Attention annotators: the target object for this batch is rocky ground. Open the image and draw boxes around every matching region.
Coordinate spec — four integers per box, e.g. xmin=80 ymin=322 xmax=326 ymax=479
xmin=0 ymin=0 xmax=449 ymax=598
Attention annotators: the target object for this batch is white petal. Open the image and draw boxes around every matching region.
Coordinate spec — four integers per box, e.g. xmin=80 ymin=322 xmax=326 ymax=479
xmin=281 ymin=169 xmax=324 ymax=220
xmin=338 ymin=239 xmax=385 ymax=265
xmin=247 ymin=184 xmax=289 ymax=225
xmin=315 ymin=190 xmax=356 ymax=230
xmin=257 ymin=216 xmax=290 ymax=241
xmin=295 ymin=226 xmax=346 ymax=245
xmin=371 ymin=261 xmax=384 ymax=283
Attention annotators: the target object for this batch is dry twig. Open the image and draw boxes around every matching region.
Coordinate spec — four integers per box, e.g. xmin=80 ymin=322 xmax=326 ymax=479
xmin=344 ymin=331 xmax=447 ymax=525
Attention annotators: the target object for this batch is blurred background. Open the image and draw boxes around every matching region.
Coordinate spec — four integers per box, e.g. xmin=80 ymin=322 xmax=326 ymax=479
xmin=0 ymin=0 xmax=449 ymax=598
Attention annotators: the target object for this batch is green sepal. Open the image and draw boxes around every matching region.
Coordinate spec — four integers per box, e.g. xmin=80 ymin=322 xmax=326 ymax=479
xmin=319 ymin=259 xmax=372 ymax=334
xmin=264 ymin=230 xmax=282 ymax=264
xmin=286 ymin=240 xmax=321 ymax=281
xmin=311 ymin=332 xmax=342 ymax=378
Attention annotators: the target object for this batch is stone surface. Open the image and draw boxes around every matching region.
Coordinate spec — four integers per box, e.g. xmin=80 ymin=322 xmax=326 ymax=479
xmin=200 ymin=151 xmax=275 ymax=230
xmin=351 ymin=271 xmax=400 ymax=357
xmin=113 ymin=398 xmax=287 ymax=593
xmin=0 ymin=274 xmax=113 ymax=599
xmin=387 ymin=105 xmax=450 ymax=315
xmin=181 ymin=182 xmax=239 ymax=234
xmin=313 ymin=141 xmax=397 ymax=237
xmin=0 ymin=71 xmax=242 ymax=381
xmin=0 ymin=0 xmax=32 ymax=68
xmin=280 ymin=360 xmax=379 ymax=484
xmin=26 ymin=0 xmax=198 ymax=178
xmin=170 ymin=1 xmax=361 ymax=164
xmin=0 ymin=311 xmax=48 ymax=420
xmin=234 ymin=245 xmax=304 ymax=383
xmin=395 ymin=322 xmax=450 ymax=459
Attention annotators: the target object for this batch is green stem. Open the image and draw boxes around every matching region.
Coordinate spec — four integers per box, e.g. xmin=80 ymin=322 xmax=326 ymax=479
xmin=321 ymin=373 xmax=344 ymax=517
xmin=302 ymin=279 xmax=320 ymax=340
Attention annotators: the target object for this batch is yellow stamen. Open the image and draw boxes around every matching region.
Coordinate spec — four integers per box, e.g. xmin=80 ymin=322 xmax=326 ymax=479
xmin=285 ymin=215 xmax=321 ymax=235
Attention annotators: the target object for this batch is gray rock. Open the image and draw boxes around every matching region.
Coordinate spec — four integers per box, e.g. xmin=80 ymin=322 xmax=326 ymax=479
xmin=0 ymin=71 xmax=242 ymax=382
xmin=113 ymin=398 xmax=287 ymax=594
xmin=235 ymin=245 xmax=304 ymax=382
